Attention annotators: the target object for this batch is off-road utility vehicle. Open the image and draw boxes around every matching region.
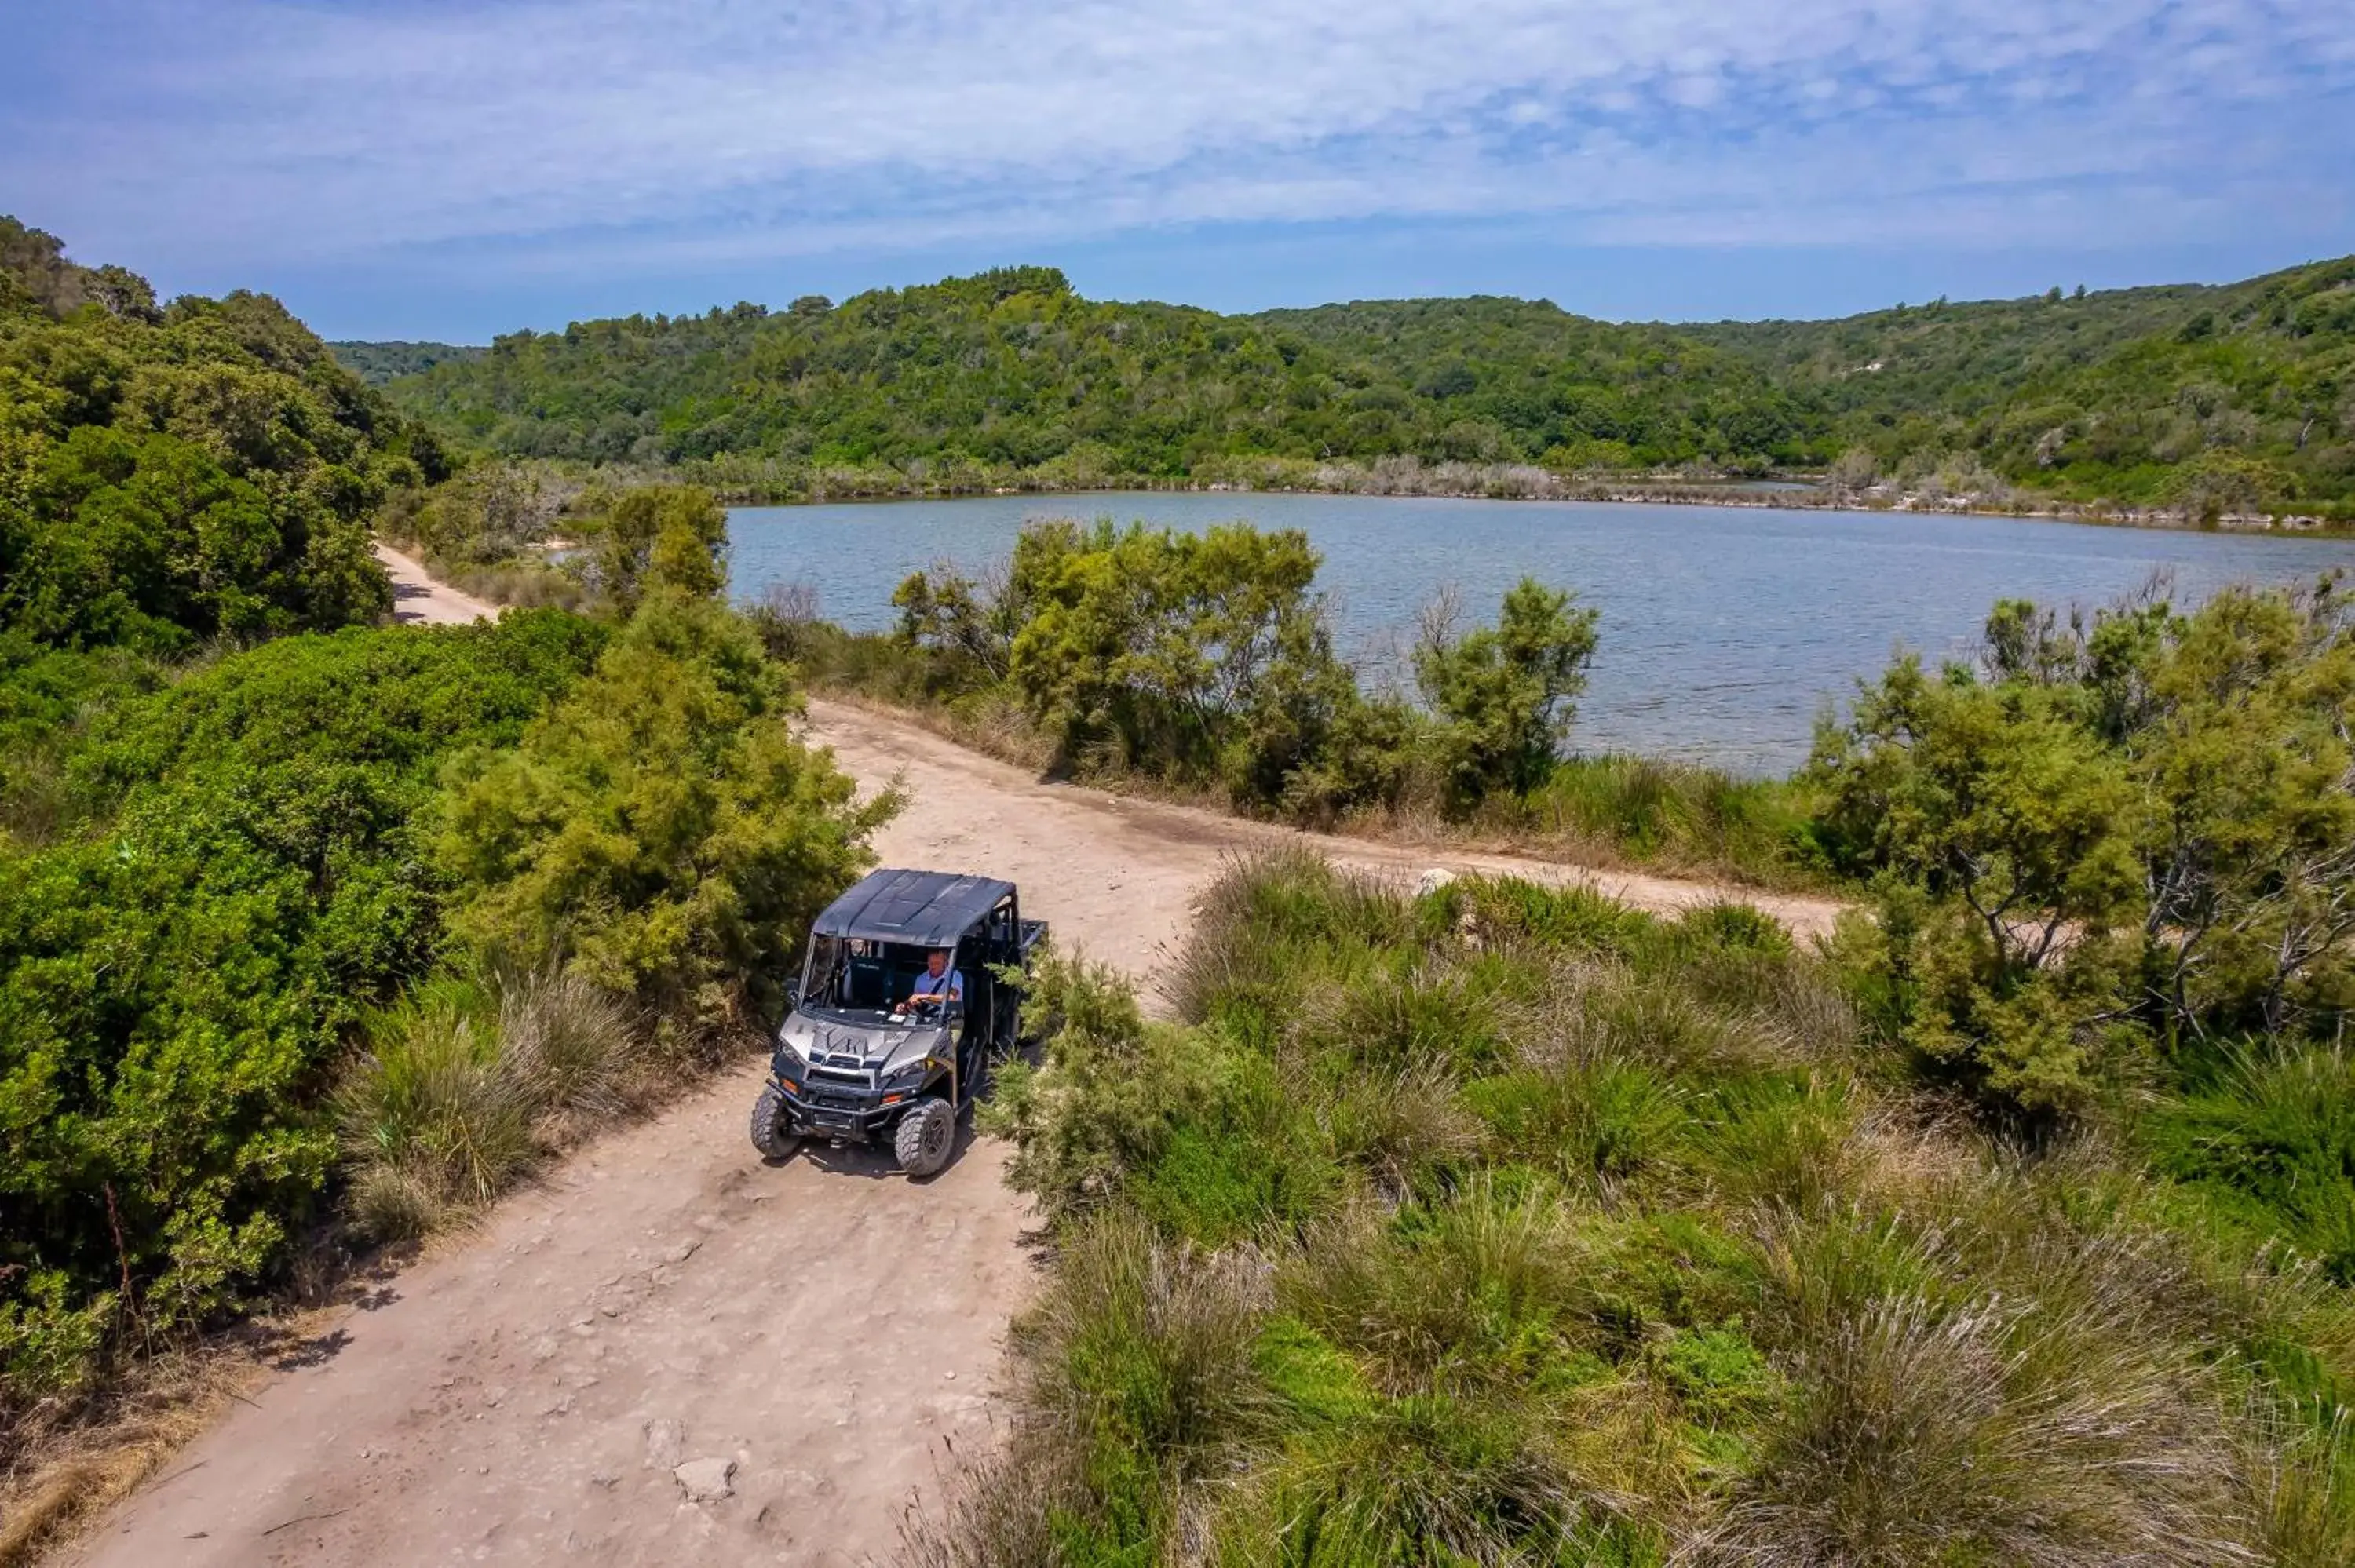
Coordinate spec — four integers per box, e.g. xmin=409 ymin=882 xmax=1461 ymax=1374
xmin=750 ymin=869 xmax=1046 ymax=1176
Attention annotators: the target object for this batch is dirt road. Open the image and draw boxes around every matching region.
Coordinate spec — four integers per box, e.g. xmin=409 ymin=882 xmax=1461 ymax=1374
xmin=70 ymin=577 xmax=1840 ymax=1568
xmin=805 ymin=698 xmax=1846 ymax=950
xmin=376 ymin=543 xmax=496 ymax=625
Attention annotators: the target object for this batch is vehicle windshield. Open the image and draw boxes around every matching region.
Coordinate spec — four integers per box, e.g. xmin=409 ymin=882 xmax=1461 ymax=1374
xmin=797 ymin=934 xmax=962 ymax=1019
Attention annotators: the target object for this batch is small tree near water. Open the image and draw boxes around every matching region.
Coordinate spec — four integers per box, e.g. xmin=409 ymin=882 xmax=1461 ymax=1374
xmin=1415 ymin=578 xmax=1600 ymax=808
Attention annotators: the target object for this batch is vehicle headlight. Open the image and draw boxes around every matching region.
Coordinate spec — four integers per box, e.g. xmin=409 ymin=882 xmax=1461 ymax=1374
xmin=884 ymin=1054 xmax=935 ymax=1081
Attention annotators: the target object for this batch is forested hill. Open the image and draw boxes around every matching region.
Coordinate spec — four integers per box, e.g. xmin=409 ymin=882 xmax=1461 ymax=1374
xmin=329 ymin=339 xmax=486 ymax=385
xmin=374 ymin=267 xmax=1809 ymax=479
xmin=0 ymin=215 xmax=453 ymax=655
xmin=376 ymin=256 xmax=2355 ymax=516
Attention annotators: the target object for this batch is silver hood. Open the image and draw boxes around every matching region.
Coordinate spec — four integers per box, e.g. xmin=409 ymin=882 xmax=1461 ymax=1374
xmin=780 ymin=1010 xmax=948 ymax=1076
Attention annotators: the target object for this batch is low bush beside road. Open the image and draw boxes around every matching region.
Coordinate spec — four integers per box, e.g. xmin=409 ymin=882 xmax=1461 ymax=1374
xmin=924 ymin=852 xmax=2355 ymax=1566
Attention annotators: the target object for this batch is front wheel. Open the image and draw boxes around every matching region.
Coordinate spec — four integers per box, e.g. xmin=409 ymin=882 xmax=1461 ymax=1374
xmin=893 ymin=1097 xmax=956 ymax=1177
xmin=750 ymin=1082 xmax=800 ymax=1160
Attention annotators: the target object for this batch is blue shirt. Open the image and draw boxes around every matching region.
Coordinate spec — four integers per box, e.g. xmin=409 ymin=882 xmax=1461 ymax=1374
xmin=910 ymin=967 xmax=964 ymax=1003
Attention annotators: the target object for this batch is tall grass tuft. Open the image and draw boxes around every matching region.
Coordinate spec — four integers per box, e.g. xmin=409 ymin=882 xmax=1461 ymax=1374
xmin=1709 ymin=1201 xmax=2250 ymax=1566
xmin=1201 ymin=1388 xmax=1616 ymax=1566
xmin=334 ymin=992 xmax=534 ymax=1239
xmin=2144 ymin=1044 xmax=2355 ymax=1284
xmin=1164 ymin=848 xmax=1411 ymax=1026
xmin=1016 ymin=1212 xmax=1276 ymax=1476
xmin=334 ymin=968 xmax=640 ymax=1241
xmin=1516 ymin=752 xmax=1822 ymax=887
xmin=498 ymin=965 xmax=635 ymax=1116
xmin=2244 ymin=1402 xmax=2355 ymax=1566
xmin=1287 ymin=1178 xmax=1601 ymax=1393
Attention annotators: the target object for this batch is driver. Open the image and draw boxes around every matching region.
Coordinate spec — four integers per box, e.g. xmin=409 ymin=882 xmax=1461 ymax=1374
xmin=905 ymin=948 xmax=964 ymax=1012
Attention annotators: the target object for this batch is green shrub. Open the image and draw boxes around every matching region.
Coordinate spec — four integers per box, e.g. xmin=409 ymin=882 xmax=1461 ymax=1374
xmin=1294 ymin=961 xmax=1508 ymax=1075
xmin=986 ymin=948 xmax=1222 ymax=1223
xmin=0 ymin=633 xmax=156 ymax=846
xmin=1813 ymin=583 xmax=2355 ymax=1122
xmin=0 ymin=613 xmax=604 ymax=1409
xmin=577 ymin=483 xmax=728 ymax=611
xmin=1164 ymin=849 xmax=1414 ymax=1028
xmin=434 ymin=594 xmax=893 ymax=1034
xmin=1414 ymin=578 xmax=1598 ymax=806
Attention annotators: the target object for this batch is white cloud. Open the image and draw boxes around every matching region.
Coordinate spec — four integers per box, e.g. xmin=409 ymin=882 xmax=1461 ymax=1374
xmin=6 ymin=0 xmax=2351 ymax=278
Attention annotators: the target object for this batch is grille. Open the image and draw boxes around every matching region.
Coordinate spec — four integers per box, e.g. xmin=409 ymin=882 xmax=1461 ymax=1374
xmin=807 ymin=1064 xmax=874 ymax=1112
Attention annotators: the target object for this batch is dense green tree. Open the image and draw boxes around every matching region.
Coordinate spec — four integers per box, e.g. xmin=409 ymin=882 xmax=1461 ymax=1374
xmin=1814 ymin=580 xmax=2355 ymax=1118
xmin=434 ymin=593 xmax=892 ymax=1033
xmin=326 ymin=339 xmax=485 ymax=386
xmin=366 ymin=253 xmax=2355 ymax=514
xmin=975 ymin=519 xmax=1400 ymax=814
xmin=580 ymin=483 xmax=728 ymax=611
xmin=0 ymin=216 xmax=459 ymax=662
xmin=371 ymin=268 xmax=1814 ymax=478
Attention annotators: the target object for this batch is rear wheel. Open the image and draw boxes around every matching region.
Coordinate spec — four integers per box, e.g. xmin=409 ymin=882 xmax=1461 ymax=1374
xmin=750 ymin=1082 xmax=799 ymax=1160
xmin=893 ymin=1097 xmax=956 ymax=1177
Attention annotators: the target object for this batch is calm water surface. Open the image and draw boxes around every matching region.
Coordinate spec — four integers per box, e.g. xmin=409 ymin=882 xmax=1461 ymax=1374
xmin=729 ymin=492 xmax=2355 ymax=775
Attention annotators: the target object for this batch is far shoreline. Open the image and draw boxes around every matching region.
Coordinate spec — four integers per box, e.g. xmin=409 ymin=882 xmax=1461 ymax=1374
xmin=707 ymin=472 xmax=2354 ymax=542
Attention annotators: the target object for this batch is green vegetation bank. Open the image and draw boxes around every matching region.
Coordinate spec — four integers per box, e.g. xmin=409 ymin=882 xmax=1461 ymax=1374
xmin=0 ymin=221 xmax=892 ymax=1531
xmin=929 ymin=719 xmax=2355 ymax=1561
xmin=363 ymin=257 xmax=2355 ymax=520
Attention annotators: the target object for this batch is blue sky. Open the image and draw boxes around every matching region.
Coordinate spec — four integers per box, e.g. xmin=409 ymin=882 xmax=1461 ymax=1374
xmin=5 ymin=0 xmax=2351 ymax=341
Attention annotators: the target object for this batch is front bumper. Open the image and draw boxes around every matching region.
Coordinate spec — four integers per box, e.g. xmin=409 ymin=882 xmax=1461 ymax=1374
xmin=771 ymin=1067 xmax=931 ymax=1140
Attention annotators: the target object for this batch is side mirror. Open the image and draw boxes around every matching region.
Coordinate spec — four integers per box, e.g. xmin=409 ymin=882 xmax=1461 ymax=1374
xmin=784 ymin=979 xmax=801 ymax=1008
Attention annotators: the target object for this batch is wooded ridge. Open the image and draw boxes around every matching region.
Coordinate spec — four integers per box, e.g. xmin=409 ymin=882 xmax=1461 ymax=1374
xmin=348 ymin=257 xmax=2355 ymax=518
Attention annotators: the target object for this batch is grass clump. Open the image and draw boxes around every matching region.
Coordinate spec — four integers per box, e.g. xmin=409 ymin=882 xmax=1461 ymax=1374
xmin=334 ymin=986 xmax=536 ymax=1240
xmin=1513 ymin=752 xmax=1825 ymax=886
xmin=912 ymin=850 xmax=2355 ymax=1566
xmin=2142 ymin=1045 xmax=2355 ymax=1285
xmin=334 ymin=967 xmax=648 ymax=1242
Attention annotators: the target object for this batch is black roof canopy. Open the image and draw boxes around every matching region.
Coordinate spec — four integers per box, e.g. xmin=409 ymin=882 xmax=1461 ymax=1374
xmin=812 ymin=868 xmax=1015 ymax=948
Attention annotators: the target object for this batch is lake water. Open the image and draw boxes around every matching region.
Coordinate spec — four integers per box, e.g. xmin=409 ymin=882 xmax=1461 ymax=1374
xmin=728 ymin=492 xmax=2355 ymax=775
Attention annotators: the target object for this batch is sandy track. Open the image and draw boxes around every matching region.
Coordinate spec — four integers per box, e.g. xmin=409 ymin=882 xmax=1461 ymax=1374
xmin=71 ymin=576 xmax=1841 ymax=1568
xmin=804 ymin=698 xmax=1846 ymax=947
xmin=375 ymin=543 xmax=496 ymax=625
